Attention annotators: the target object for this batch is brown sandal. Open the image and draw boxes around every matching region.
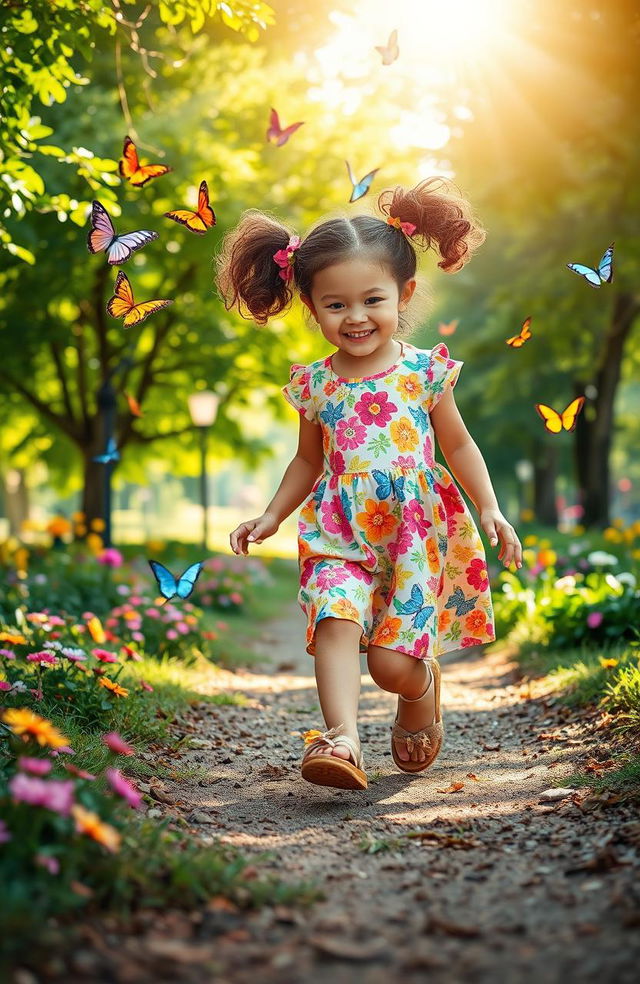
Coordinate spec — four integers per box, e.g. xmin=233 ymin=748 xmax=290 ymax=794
xmin=390 ymin=658 xmax=444 ymax=774
xmin=301 ymin=724 xmax=367 ymax=790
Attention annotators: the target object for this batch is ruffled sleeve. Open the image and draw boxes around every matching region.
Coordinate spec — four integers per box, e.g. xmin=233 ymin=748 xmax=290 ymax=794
xmin=425 ymin=342 xmax=464 ymax=411
xmin=281 ymin=363 xmax=318 ymax=424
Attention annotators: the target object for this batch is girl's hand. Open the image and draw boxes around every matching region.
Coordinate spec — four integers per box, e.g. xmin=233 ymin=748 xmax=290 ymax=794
xmin=480 ymin=508 xmax=523 ymax=569
xmin=230 ymin=512 xmax=280 ymax=556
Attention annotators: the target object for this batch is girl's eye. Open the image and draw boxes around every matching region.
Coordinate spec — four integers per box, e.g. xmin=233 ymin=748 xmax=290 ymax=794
xmin=365 ymin=296 xmax=384 ymax=305
xmin=325 ymin=302 xmax=344 ymax=310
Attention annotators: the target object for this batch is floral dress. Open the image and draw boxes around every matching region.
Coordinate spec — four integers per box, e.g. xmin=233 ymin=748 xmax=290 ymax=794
xmin=281 ymin=340 xmax=495 ymax=661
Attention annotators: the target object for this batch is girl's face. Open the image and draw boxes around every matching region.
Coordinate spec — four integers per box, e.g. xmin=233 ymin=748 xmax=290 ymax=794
xmin=302 ymin=258 xmax=416 ymax=360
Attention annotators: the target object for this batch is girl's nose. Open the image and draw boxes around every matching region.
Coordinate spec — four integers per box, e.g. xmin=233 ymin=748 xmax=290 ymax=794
xmin=344 ymin=308 xmax=369 ymax=324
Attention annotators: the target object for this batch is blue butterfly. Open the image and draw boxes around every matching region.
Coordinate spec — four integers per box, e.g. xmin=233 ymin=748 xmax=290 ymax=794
xmin=393 ymin=583 xmax=435 ymax=630
xmin=345 ymin=160 xmax=380 ymax=202
xmin=340 ymin=487 xmax=353 ymax=522
xmin=93 ymin=437 xmax=120 ymax=464
xmin=567 ymin=243 xmax=614 ymax=288
xmin=445 ymin=586 xmax=478 ymax=617
xmin=312 ymin=479 xmax=327 ymax=504
xmin=404 ymin=353 xmax=431 ymax=371
xmin=320 ymin=400 xmax=345 ymax=426
xmin=148 ymin=560 xmax=204 ymax=603
xmin=408 ymin=404 xmax=428 ymax=430
xmin=372 ymin=469 xmax=406 ymax=502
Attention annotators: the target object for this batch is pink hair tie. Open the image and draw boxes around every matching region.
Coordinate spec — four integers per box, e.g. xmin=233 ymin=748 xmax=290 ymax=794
xmin=273 ymin=235 xmax=301 ymax=282
xmin=386 ymin=215 xmax=416 ymax=237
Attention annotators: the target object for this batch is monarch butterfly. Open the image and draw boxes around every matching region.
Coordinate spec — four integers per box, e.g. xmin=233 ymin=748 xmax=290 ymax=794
xmin=266 ymin=108 xmax=304 ymax=146
xmin=119 ymin=136 xmax=172 ymax=187
xmin=506 ymin=316 xmax=532 ymax=348
xmin=148 ymin=560 xmax=204 ymax=603
xmin=164 ymin=180 xmax=216 ymax=235
xmin=438 ymin=320 xmax=458 ymax=337
xmin=567 ymin=243 xmax=614 ymax=287
xmin=345 ymin=160 xmax=380 ymax=203
xmin=375 ymin=28 xmax=399 ymax=65
xmin=106 ymin=271 xmax=173 ymax=328
xmin=535 ymin=397 xmax=585 ymax=434
xmin=87 ymin=201 xmax=158 ymax=266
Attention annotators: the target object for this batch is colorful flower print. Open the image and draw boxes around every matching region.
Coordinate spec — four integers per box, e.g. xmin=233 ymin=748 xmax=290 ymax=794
xmin=354 ymin=391 xmax=398 ymax=427
xmin=336 ymin=415 xmax=367 ymax=450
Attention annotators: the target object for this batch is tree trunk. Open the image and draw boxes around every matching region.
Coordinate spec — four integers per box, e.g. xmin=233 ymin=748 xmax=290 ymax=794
xmin=2 ymin=468 xmax=30 ymax=536
xmin=574 ymin=292 xmax=639 ymax=530
xmin=81 ymin=453 xmax=105 ymax=534
xmin=532 ymin=439 xmax=558 ymax=526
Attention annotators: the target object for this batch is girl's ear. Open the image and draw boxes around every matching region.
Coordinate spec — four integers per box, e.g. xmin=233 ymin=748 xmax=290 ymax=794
xmin=300 ymin=294 xmax=318 ymax=321
xmin=398 ymin=278 xmax=417 ymax=312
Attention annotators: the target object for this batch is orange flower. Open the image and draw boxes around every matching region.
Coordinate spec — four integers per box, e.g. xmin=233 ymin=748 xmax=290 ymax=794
xmin=397 ymin=373 xmax=422 ymax=400
xmin=298 ymin=537 xmax=314 ymax=561
xmin=46 ymin=516 xmax=72 ymax=538
xmin=0 ymin=631 xmax=27 ymax=645
xmin=373 ymin=616 xmax=402 ymax=647
xmin=464 ymin=610 xmax=486 ymax=634
xmin=330 ymin=598 xmax=360 ymax=621
xmin=356 ymin=499 xmax=397 ymax=543
xmin=453 ymin=544 xmax=474 ymax=563
xmin=438 ymin=609 xmax=452 ymax=632
xmin=98 ymin=677 xmax=129 ymax=698
xmin=86 ymin=616 xmax=106 ymax=643
xmin=2 ymin=708 xmax=69 ymax=748
xmin=426 ymin=538 xmax=440 ymax=573
xmin=389 ymin=416 xmax=419 ymax=452
xmin=72 ymin=804 xmax=121 ymax=853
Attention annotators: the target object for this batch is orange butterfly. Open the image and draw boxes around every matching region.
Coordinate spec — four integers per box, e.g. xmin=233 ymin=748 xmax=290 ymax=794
xmin=438 ymin=320 xmax=458 ymax=336
xmin=125 ymin=392 xmax=143 ymax=417
xmin=506 ymin=316 xmax=532 ymax=347
xmin=106 ymin=271 xmax=173 ymax=328
xmin=535 ymin=397 xmax=585 ymax=434
xmin=164 ymin=180 xmax=216 ymax=235
xmin=119 ymin=136 xmax=172 ymax=187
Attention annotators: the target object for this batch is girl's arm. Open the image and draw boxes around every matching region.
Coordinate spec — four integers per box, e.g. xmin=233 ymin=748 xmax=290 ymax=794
xmin=230 ymin=415 xmax=324 ymax=555
xmin=430 ymin=388 xmax=523 ymax=569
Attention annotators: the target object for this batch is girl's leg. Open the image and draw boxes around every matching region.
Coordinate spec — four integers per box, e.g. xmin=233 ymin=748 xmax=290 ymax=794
xmin=307 ymin=617 xmax=363 ymax=762
xmin=367 ymin=645 xmax=435 ymax=764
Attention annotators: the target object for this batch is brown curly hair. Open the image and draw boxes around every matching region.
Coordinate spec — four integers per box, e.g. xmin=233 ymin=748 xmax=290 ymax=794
xmin=216 ymin=177 xmax=486 ymax=326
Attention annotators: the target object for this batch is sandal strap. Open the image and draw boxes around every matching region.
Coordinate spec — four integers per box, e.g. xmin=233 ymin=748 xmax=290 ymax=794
xmin=301 ymin=725 xmax=364 ymax=770
xmin=390 ymin=719 xmax=443 ymax=754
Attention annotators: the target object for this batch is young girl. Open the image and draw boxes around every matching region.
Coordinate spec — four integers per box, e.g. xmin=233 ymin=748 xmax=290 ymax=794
xmin=218 ymin=178 xmax=523 ymax=792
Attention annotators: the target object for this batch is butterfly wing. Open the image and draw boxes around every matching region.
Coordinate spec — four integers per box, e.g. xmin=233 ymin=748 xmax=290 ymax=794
xmin=87 ymin=201 xmax=116 ymax=254
xmin=597 ymin=243 xmax=614 ymax=284
xmin=106 ymin=271 xmax=135 ymax=320
xmin=535 ymin=403 xmax=563 ymax=434
xmin=277 ymin=121 xmax=304 ymax=147
xmin=129 ymin=164 xmax=171 ymax=188
xmin=176 ymin=561 xmax=205 ymax=599
xmin=122 ymin=298 xmax=173 ymax=328
xmin=375 ymin=28 xmax=399 ymax=64
xmin=148 ymin=560 xmax=178 ymax=601
xmin=164 ymin=182 xmax=215 ymax=234
xmin=266 ymin=108 xmax=282 ymax=142
xmin=372 ymin=468 xmax=392 ymax=500
xmin=350 ymin=168 xmax=380 ymax=202
xmin=93 ymin=437 xmax=120 ymax=464
xmin=125 ymin=392 xmax=143 ymax=417
xmin=393 ymin=475 xmax=406 ymax=502
xmin=506 ymin=316 xmax=532 ymax=347
xmin=560 ymin=396 xmax=585 ymax=432
xmin=413 ymin=604 xmax=435 ymax=630
xmin=438 ymin=320 xmax=458 ymax=336
xmin=566 ymin=262 xmax=602 ymax=288
xmin=106 ymin=229 xmax=158 ymax=265
xmin=119 ymin=137 xmax=171 ymax=186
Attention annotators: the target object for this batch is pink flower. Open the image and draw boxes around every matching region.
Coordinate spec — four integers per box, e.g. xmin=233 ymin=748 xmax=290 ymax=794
xmin=63 ymin=763 xmax=96 ymax=780
xmin=27 ymin=651 xmax=58 ymax=665
xmin=0 ymin=649 xmax=15 ymax=659
xmin=391 ymin=455 xmax=416 ymax=469
xmin=387 ymin=523 xmax=413 ymax=562
xmin=139 ymin=679 xmax=154 ymax=692
xmin=92 ymin=648 xmax=119 ymax=663
xmin=336 ymin=415 xmax=367 ymax=450
xmin=343 ymin=561 xmax=373 ymax=584
xmin=49 ymin=745 xmax=75 ymax=757
xmin=229 ymin=593 xmax=243 ymax=606
xmin=35 ymin=854 xmax=60 ymax=875
xmin=402 ymin=500 xmax=432 ymax=539
xmin=97 ymin=548 xmax=124 ymax=568
xmin=320 ymin=495 xmax=353 ymax=539
xmin=461 ymin=636 xmax=485 ymax=648
xmin=354 ymin=391 xmax=397 ymax=427
xmin=328 ymin=450 xmax=346 ymax=474
xmin=145 ymin=608 xmax=160 ymax=618
xmin=587 ymin=611 xmax=604 ymax=629
xmin=166 ymin=629 xmax=178 ymax=640
xmin=106 ymin=768 xmax=143 ymax=810
xmin=9 ymin=774 xmax=74 ymax=815
xmin=18 ymin=757 xmax=52 ymax=776
xmin=316 ymin=566 xmax=350 ymax=591
xmin=413 ymin=635 xmax=432 ymax=658
xmin=131 ymin=631 xmax=145 ymax=642
xmin=466 ymin=558 xmax=489 ymax=592
xmin=0 ymin=681 xmax=12 ymax=691
xmin=102 ymin=732 xmax=135 ymax=756
xmin=121 ymin=645 xmax=142 ymax=661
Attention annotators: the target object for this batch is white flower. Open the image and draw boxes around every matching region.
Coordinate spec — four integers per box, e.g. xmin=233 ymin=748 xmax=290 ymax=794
xmin=587 ymin=551 xmax=618 ymax=567
xmin=10 ymin=680 xmax=27 ymax=692
xmin=616 ymin=572 xmax=637 ymax=590
xmin=553 ymin=575 xmax=576 ymax=592
xmin=33 ymin=574 xmax=48 ymax=585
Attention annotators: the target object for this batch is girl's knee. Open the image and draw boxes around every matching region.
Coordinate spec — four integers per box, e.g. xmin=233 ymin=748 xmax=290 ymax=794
xmin=367 ymin=645 xmax=417 ymax=692
xmin=315 ymin=617 xmax=362 ymax=645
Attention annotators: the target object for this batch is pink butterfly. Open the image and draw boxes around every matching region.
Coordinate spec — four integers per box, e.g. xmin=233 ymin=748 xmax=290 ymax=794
xmin=87 ymin=201 xmax=158 ymax=265
xmin=266 ymin=108 xmax=304 ymax=147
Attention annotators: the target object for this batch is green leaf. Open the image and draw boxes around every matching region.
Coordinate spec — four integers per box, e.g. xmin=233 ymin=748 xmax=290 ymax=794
xmin=5 ymin=242 xmax=36 ymax=265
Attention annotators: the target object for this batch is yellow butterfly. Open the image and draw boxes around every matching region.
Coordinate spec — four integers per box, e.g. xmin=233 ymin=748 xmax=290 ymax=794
xmin=506 ymin=316 xmax=532 ymax=347
xmin=534 ymin=396 xmax=585 ymax=434
xmin=107 ymin=271 xmax=173 ymax=328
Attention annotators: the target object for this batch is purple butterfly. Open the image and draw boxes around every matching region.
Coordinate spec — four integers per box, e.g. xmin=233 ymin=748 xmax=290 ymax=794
xmin=87 ymin=201 xmax=158 ymax=265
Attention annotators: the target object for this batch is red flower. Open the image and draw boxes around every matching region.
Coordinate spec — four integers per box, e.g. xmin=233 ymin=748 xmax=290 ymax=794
xmin=466 ymin=558 xmax=489 ymax=592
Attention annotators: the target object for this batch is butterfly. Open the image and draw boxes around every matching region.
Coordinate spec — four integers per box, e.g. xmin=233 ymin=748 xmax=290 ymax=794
xmin=93 ymin=437 xmax=120 ymax=464
xmin=164 ymin=180 xmax=216 ymax=235
xmin=119 ymin=136 xmax=172 ymax=187
xmin=345 ymin=161 xmax=380 ymax=203
xmin=393 ymin=584 xmax=435 ymax=630
xmin=445 ymin=586 xmax=478 ymax=617
xmin=125 ymin=392 xmax=143 ymax=417
xmin=534 ymin=396 xmax=585 ymax=434
xmin=87 ymin=201 xmax=158 ymax=266
xmin=438 ymin=320 xmax=458 ymax=337
xmin=107 ymin=271 xmax=173 ymax=328
xmin=319 ymin=400 xmax=345 ymax=426
xmin=148 ymin=560 xmax=204 ymax=603
xmin=375 ymin=28 xmax=399 ymax=65
xmin=266 ymin=108 xmax=304 ymax=146
xmin=372 ymin=469 xmax=406 ymax=502
xmin=340 ymin=487 xmax=353 ymax=522
xmin=567 ymin=243 xmax=614 ymax=287
xmin=506 ymin=316 xmax=532 ymax=348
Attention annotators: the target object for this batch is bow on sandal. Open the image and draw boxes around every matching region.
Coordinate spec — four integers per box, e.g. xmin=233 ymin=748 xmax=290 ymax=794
xmin=390 ymin=658 xmax=444 ymax=774
xmin=301 ymin=724 xmax=367 ymax=790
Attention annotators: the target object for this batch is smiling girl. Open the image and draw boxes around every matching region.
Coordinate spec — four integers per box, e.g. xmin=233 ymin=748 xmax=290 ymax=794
xmin=217 ymin=178 xmax=522 ymax=791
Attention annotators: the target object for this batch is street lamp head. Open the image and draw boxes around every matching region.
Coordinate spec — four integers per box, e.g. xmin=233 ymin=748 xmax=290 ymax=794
xmin=515 ymin=459 xmax=533 ymax=483
xmin=188 ymin=390 xmax=220 ymax=427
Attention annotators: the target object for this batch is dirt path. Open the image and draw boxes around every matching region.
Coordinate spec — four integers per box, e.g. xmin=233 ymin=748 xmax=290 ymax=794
xmin=149 ymin=602 xmax=640 ymax=983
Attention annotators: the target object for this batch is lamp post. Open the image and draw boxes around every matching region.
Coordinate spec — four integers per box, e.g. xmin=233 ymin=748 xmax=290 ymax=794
xmin=188 ymin=391 xmax=220 ymax=551
xmin=96 ymin=376 xmax=117 ymax=549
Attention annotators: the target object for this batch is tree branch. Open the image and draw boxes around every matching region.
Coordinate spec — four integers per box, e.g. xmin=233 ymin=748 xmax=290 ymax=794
xmin=49 ymin=340 xmax=76 ymax=424
xmin=0 ymin=370 xmax=81 ymax=443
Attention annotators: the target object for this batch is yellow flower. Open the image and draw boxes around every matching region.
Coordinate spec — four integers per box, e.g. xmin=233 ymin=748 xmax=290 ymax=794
xmin=98 ymin=677 xmax=129 ymax=698
xmin=330 ymin=598 xmax=360 ymax=622
xmin=86 ymin=616 xmax=106 ymax=643
xmin=599 ymin=657 xmax=619 ymax=669
xmin=74 ymin=524 xmax=88 ymax=537
xmin=537 ymin=548 xmax=557 ymax=567
xmin=0 ymin=631 xmax=27 ymax=645
xmin=523 ymin=535 xmax=538 ymax=547
xmin=573 ymin=524 xmax=585 ymax=535
xmin=519 ymin=508 xmax=535 ymax=523
xmin=86 ymin=533 xmax=103 ymax=554
xmin=14 ymin=548 xmax=29 ymax=572
xmin=389 ymin=416 xmax=419 ymax=452
xmin=90 ymin=518 xmax=106 ymax=532
xmin=146 ymin=539 xmax=166 ymax=554
xmin=72 ymin=805 xmax=121 ymax=853
xmin=2 ymin=708 xmax=69 ymax=748
xmin=612 ymin=517 xmax=624 ymax=529
xmin=426 ymin=537 xmax=440 ymax=573
xmin=453 ymin=544 xmax=474 ymax=563
xmin=397 ymin=373 xmax=423 ymax=400
xmin=522 ymin=548 xmax=536 ymax=567
xmin=72 ymin=511 xmax=86 ymax=522
xmin=603 ymin=528 xmax=621 ymax=543
xmin=538 ymin=538 xmax=552 ymax=549
xmin=302 ymin=729 xmax=323 ymax=745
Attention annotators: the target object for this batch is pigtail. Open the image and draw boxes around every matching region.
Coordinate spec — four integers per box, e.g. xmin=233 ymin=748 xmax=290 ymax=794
xmin=378 ymin=178 xmax=486 ymax=273
xmin=216 ymin=209 xmax=298 ymax=325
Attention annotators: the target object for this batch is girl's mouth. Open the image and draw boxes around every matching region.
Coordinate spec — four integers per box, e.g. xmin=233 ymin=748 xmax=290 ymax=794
xmin=343 ymin=329 xmax=375 ymax=340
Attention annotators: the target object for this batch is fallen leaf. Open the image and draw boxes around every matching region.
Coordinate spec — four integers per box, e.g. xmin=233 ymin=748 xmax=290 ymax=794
xmin=436 ymin=782 xmax=465 ymax=793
